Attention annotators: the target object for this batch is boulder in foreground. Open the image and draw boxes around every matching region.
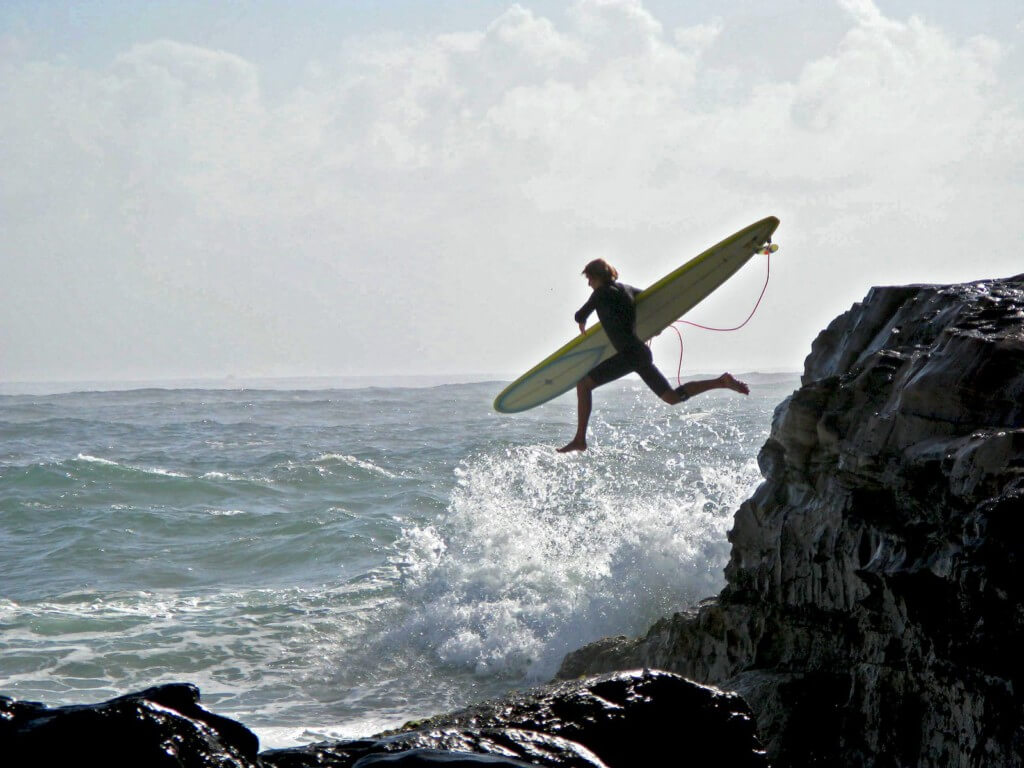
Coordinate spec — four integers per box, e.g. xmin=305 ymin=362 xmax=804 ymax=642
xmin=263 ymin=670 xmax=766 ymax=768
xmin=0 ymin=671 xmax=765 ymax=767
xmin=0 ymin=683 xmax=260 ymax=768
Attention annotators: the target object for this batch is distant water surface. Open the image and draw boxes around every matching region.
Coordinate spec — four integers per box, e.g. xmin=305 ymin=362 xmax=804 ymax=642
xmin=0 ymin=375 xmax=797 ymax=748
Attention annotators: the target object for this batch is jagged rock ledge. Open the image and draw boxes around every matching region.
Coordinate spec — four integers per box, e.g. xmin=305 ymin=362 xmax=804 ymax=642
xmin=558 ymin=274 xmax=1024 ymax=766
xmin=0 ymin=671 xmax=765 ymax=767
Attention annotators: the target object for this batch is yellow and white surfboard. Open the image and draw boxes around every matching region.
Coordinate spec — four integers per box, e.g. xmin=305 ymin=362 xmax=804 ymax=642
xmin=493 ymin=216 xmax=780 ymax=413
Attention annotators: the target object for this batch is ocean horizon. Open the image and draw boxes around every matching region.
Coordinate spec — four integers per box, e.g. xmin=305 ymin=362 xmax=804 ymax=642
xmin=0 ymin=370 xmax=802 ymax=397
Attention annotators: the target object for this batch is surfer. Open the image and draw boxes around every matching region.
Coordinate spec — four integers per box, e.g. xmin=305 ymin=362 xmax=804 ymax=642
xmin=557 ymin=258 xmax=750 ymax=453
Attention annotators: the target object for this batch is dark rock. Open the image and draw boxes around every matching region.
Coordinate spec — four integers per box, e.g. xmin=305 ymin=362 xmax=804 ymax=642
xmin=261 ymin=729 xmax=604 ymax=768
xmin=262 ymin=670 xmax=766 ymax=768
xmin=352 ymin=749 xmax=540 ymax=766
xmin=0 ymin=683 xmax=261 ymax=768
xmin=0 ymin=647 xmax=763 ymax=768
xmin=558 ymin=275 xmax=1024 ymax=766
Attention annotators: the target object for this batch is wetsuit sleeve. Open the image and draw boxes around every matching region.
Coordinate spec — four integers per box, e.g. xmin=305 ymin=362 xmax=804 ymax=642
xmin=623 ymin=284 xmax=643 ymax=300
xmin=574 ymin=293 xmax=598 ymax=325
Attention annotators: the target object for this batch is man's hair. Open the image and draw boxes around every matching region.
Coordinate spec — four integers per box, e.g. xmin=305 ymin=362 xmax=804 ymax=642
xmin=582 ymin=258 xmax=618 ymax=282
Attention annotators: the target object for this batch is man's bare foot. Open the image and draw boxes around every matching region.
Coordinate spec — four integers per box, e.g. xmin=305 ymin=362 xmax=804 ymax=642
xmin=557 ymin=438 xmax=587 ymax=453
xmin=720 ymin=373 xmax=750 ymax=395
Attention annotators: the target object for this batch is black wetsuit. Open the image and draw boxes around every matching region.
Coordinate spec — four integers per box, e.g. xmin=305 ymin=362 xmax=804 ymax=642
xmin=575 ymin=281 xmax=677 ymax=396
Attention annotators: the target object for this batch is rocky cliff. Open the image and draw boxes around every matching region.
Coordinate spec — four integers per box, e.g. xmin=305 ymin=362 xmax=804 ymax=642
xmin=559 ymin=275 xmax=1024 ymax=767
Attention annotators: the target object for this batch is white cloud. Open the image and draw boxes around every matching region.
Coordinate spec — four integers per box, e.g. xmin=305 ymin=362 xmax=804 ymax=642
xmin=673 ymin=20 xmax=723 ymax=53
xmin=1 ymin=0 xmax=1022 ymax=382
xmin=486 ymin=4 xmax=585 ymax=68
xmin=837 ymin=0 xmax=895 ymax=30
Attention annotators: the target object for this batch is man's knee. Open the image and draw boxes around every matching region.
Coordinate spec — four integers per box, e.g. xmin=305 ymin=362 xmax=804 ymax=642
xmin=578 ymin=376 xmax=596 ymax=392
xmin=660 ymin=388 xmax=681 ymax=405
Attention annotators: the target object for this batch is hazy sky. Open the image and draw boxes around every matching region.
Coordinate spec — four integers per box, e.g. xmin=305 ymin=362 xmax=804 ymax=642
xmin=2 ymin=0 xmax=1022 ymax=384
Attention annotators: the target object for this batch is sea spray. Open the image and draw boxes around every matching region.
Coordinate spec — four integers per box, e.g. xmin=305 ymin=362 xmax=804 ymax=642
xmin=391 ymin=428 xmax=762 ymax=681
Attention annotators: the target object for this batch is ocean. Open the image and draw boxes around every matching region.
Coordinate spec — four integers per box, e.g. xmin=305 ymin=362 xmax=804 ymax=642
xmin=0 ymin=374 xmax=797 ymax=749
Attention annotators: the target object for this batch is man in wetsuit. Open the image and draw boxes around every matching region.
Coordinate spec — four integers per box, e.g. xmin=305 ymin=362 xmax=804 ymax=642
xmin=557 ymin=258 xmax=749 ymax=453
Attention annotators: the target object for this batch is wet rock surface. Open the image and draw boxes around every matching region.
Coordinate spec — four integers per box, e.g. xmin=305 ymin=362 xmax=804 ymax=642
xmin=0 ymin=671 xmax=765 ymax=767
xmin=263 ymin=670 xmax=766 ymax=768
xmin=558 ymin=275 xmax=1024 ymax=766
xmin=0 ymin=683 xmax=261 ymax=768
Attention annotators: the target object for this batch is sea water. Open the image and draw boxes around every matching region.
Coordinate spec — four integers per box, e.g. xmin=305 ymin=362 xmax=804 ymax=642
xmin=0 ymin=374 xmax=797 ymax=748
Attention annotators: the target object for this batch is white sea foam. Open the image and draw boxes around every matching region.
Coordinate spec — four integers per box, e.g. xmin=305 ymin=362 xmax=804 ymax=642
xmin=147 ymin=467 xmax=189 ymax=478
xmin=76 ymin=453 xmax=119 ymax=465
xmin=253 ymin=719 xmax=408 ymax=750
xmin=315 ymin=453 xmax=398 ymax=478
xmin=0 ymin=585 xmax=372 ymax=712
xmin=201 ymin=471 xmax=238 ymax=481
xmin=392 ymin=429 xmax=761 ymax=681
xmin=75 ymin=453 xmax=188 ymax=478
xmin=0 ymin=599 xmax=20 ymax=621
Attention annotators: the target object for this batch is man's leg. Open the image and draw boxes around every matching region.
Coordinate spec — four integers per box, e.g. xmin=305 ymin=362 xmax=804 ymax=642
xmin=557 ymin=352 xmax=633 ymax=453
xmin=659 ymin=372 xmax=749 ymax=404
xmin=557 ymin=376 xmax=595 ymax=453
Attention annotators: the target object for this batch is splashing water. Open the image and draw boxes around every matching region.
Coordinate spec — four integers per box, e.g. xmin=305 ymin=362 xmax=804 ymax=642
xmin=390 ymin=393 xmax=768 ymax=682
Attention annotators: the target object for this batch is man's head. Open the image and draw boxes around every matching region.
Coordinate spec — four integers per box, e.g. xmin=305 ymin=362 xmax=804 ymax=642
xmin=582 ymin=258 xmax=618 ymax=289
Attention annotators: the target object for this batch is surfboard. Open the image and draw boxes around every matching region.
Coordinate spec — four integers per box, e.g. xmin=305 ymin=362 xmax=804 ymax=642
xmin=493 ymin=216 xmax=780 ymax=414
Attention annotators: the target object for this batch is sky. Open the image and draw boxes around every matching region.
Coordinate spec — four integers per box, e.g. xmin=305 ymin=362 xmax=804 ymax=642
xmin=2 ymin=0 xmax=1022 ymax=385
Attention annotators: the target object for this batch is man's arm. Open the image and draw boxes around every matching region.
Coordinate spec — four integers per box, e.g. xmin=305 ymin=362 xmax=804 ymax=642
xmin=574 ymin=293 xmax=597 ymax=333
